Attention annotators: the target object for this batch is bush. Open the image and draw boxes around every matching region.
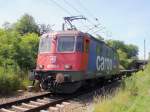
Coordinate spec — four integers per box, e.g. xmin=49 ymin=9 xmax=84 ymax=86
xmin=21 ymin=78 xmax=32 ymax=90
xmin=0 ymin=73 xmax=21 ymax=95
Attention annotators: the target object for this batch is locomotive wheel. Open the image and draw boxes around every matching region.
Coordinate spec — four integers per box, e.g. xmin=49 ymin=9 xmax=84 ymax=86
xmin=49 ymin=81 xmax=82 ymax=94
xmin=40 ymin=81 xmax=48 ymax=90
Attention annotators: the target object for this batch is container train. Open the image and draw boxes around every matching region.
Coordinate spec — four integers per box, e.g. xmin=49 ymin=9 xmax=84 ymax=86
xmin=31 ymin=30 xmax=120 ymax=93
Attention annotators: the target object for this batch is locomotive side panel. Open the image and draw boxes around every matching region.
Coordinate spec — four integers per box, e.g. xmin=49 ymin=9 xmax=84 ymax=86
xmin=86 ymin=39 xmax=97 ymax=78
xmin=87 ymin=36 xmax=119 ymax=79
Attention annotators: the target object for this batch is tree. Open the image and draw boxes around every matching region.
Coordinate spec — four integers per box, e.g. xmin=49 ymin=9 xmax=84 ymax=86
xmin=13 ymin=33 xmax=39 ymax=71
xmin=0 ymin=15 xmax=40 ymax=72
xmin=106 ymin=39 xmax=139 ymax=69
xmin=117 ymin=49 xmax=128 ymax=69
xmin=106 ymin=39 xmax=126 ymax=51
xmin=106 ymin=39 xmax=138 ymax=58
xmin=0 ymin=29 xmax=21 ymax=71
xmin=2 ymin=22 xmax=12 ymax=30
xmin=125 ymin=44 xmax=138 ymax=58
xmin=0 ymin=29 xmax=19 ymax=63
xmin=38 ymin=24 xmax=54 ymax=35
xmin=14 ymin=14 xmax=39 ymax=35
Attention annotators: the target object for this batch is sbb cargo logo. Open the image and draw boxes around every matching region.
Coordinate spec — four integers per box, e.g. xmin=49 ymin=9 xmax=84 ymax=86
xmin=96 ymin=56 xmax=112 ymax=71
xmin=50 ymin=56 xmax=56 ymax=64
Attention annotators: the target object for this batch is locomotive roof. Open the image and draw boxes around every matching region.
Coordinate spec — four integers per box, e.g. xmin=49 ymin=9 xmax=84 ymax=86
xmin=87 ymin=33 xmax=118 ymax=53
xmin=43 ymin=30 xmax=117 ymax=53
xmin=44 ymin=30 xmax=85 ymax=37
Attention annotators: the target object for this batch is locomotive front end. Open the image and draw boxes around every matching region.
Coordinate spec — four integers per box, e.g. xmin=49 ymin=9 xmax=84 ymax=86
xmin=34 ymin=31 xmax=88 ymax=93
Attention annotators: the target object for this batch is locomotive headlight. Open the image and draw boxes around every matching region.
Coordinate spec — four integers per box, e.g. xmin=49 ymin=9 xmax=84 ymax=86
xmin=64 ymin=64 xmax=72 ymax=69
xmin=38 ymin=65 xmax=44 ymax=69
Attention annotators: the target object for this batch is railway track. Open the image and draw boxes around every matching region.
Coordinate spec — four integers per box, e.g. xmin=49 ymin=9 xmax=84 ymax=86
xmin=0 ymin=92 xmax=71 ymax=112
xmin=0 ymin=81 xmax=120 ymax=112
xmin=0 ymin=87 xmax=97 ymax=112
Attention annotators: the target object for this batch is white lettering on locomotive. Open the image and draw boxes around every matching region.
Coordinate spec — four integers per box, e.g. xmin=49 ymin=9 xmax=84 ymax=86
xmin=47 ymin=64 xmax=59 ymax=68
xmin=96 ymin=56 xmax=113 ymax=71
xmin=96 ymin=56 xmax=101 ymax=71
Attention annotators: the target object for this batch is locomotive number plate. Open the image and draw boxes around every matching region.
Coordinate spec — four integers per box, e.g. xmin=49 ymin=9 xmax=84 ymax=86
xmin=50 ymin=56 xmax=57 ymax=64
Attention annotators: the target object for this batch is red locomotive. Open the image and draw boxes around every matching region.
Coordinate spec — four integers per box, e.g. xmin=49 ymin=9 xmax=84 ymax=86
xmin=31 ymin=17 xmax=119 ymax=93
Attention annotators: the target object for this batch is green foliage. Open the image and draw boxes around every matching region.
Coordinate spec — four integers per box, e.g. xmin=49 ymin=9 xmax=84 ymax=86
xmin=2 ymin=22 xmax=13 ymax=30
xmin=106 ymin=39 xmax=138 ymax=69
xmin=14 ymin=14 xmax=39 ymax=35
xmin=94 ymin=64 xmax=150 ymax=112
xmin=125 ymin=44 xmax=138 ymax=58
xmin=106 ymin=40 xmax=138 ymax=58
xmin=0 ymin=67 xmax=21 ymax=94
xmin=0 ymin=29 xmax=39 ymax=71
xmin=106 ymin=40 xmax=126 ymax=51
xmin=0 ymin=14 xmax=40 ymax=93
xmin=0 ymin=29 xmax=21 ymax=67
xmin=13 ymin=33 xmax=39 ymax=71
xmin=21 ymin=78 xmax=32 ymax=90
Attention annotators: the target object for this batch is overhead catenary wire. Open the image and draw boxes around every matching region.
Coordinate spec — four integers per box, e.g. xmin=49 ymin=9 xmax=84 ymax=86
xmin=72 ymin=0 xmax=107 ymax=33
xmin=74 ymin=0 xmax=113 ymax=37
xmin=91 ymin=27 xmax=106 ymax=34
xmin=76 ymin=24 xmax=93 ymax=29
xmin=48 ymin=0 xmax=113 ymax=38
xmin=63 ymin=0 xmax=97 ymax=31
xmin=50 ymin=0 xmax=88 ymax=30
xmin=75 ymin=0 xmax=99 ymax=25
xmin=63 ymin=0 xmax=87 ymax=29
xmin=76 ymin=0 xmax=97 ymax=21
xmin=63 ymin=0 xmax=82 ymax=14
xmin=50 ymin=0 xmax=101 ymax=32
xmin=63 ymin=0 xmax=100 ymax=30
xmin=86 ymin=23 xmax=101 ymax=32
xmin=50 ymin=0 xmax=73 ymax=16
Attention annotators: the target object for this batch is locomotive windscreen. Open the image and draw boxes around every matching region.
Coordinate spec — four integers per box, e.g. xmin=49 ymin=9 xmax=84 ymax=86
xmin=76 ymin=37 xmax=83 ymax=52
xmin=57 ymin=36 xmax=75 ymax=52
xmin=39 ymin=35 xmax=51 ymax=53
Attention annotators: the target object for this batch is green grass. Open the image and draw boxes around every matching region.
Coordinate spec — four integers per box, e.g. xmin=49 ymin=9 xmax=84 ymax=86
xmin=0 ymin=72 xmax=21 ymax=95
xmin=0 ymin=66 xmax=32 ymax=95
xmin=94 ymin=63 xmax=150 ymax=112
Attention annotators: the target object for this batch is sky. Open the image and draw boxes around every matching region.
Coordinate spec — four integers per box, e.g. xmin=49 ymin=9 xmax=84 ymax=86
xmin=0 ymin=0 xmax=150 ymax=59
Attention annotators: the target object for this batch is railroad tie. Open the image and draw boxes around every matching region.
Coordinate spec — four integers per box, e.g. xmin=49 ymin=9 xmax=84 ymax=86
xmin=49 ymin=107 xmax=59 ymax=112
xmin=22 ymin=103 xmax=38 ymax=108
xmin=40 ymin=110 xmax=48 ymax=112
xmin=0 ymin=108 xmax=15 ymax=112
xmin=37 ymin=99 xmax=50 ymax=103
xmin=56 ymin=104 xmax=65 ymax=112
xmin=12 ymin=105 xmax=28 ymax=111
xmin=43 ymin=98 xmax=55 ymax=102
xmin=62 ymin=102 xmax=71 ymax=112
xmin=30 ymin=101 xmax=44 ymax=106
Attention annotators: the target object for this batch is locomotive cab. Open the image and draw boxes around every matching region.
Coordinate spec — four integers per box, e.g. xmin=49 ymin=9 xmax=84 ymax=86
xmin=36 ymin=31 xmax=89 ymax=71
xmin=35 ymin=31 xmax=89 ymax=93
